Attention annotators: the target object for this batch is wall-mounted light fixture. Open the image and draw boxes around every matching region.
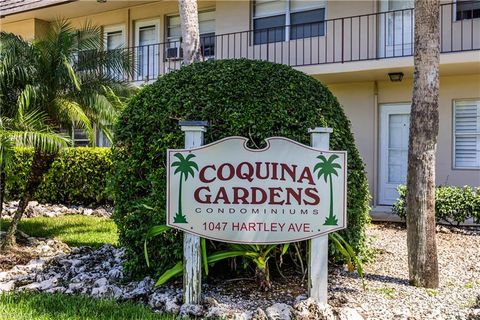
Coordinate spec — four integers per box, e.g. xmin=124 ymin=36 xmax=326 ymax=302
xmin=388 ymin=72 xmax=404 ymax=82
xmin=97 ymin=0 xmax=107 ymax=3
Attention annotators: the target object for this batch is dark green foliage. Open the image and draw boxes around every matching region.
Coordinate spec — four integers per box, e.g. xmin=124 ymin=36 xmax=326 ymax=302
xmin=393 ymin=185 xmax=480 ymax=224
xmin=111 ymin=59 xmax=371 ymax=279
xmin=5 ymin=147 xmax=112 ymax=206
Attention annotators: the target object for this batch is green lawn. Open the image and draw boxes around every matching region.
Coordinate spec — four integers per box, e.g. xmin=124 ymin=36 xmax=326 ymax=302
xmin=0 ymin=292 xmax=178 ymax=320
xmin=0 ymin=215 xmax=118 ymax=248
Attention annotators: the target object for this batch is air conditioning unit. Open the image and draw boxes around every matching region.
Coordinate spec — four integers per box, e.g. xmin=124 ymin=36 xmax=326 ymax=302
xmin=166 ymin=46 xmax=182 ymax=60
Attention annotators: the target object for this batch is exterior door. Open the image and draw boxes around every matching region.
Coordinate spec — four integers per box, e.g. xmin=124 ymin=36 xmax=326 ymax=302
xmin=379 ymin=104 xmax=411 ymax=205
xmin=379 ymin=0 xmax=414 ymax=57
xmin=135 ymin=20 xmax=159 ymax=81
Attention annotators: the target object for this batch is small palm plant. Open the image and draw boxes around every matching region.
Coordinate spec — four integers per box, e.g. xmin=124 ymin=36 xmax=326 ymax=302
xmin=0 ymin=20 xmax=133 ymax=248
xmin=0 ymin=109 xmax=70 ymax=219
xmin=314 ymin=154 xmax=341 ymax=226
xmin=171 ymin=153 xmax=198 ymax=223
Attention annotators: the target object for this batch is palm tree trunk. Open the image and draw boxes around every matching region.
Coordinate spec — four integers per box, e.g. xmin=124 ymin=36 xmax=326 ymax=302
xmin=0 ymin=166 xmax=5 ymax=220
xmin=255 ymin=263 xmax=271 ymax=291
xmin=329 ymin=174 xmax=333 ymax=219
xmin=178 ymin=0 xmax=202 ymax=64
xmin=406 ymin=0 xmax=440 ymax=288
xmin=178 ymin=172 xmax=183 ymax=215
xmin=1 ymin=150 xmax=56 ymax=249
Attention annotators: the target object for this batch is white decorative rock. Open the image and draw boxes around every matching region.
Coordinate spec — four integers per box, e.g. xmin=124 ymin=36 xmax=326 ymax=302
xmin=266 ymin=303 xmax=293 ymax=320
xmin=252 ymin=308 xmax=268 ymax=320
xmin=0 ymin=280 xmax=15 ymax=293
xmin=180 ymin=303 xmax=204 ymax=317
xmin=337 ymin=307 xmax=364 ymax=320
xmin=293 ymin=298 xmax=336 ymax=320
xmin=93 ymin=277 xmax=108 ymax=288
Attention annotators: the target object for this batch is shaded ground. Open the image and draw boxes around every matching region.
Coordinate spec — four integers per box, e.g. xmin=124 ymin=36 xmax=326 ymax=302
xmin=0 ymin=246 xmax=37 ymax=272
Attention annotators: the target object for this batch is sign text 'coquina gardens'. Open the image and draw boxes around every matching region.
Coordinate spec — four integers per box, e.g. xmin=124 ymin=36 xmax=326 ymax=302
xmin=167 ymin=137 xmax=347 ymax=244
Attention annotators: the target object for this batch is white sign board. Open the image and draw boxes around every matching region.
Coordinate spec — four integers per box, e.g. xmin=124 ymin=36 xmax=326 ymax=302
xmin=167 ymin=136 xmax=347 ymax=244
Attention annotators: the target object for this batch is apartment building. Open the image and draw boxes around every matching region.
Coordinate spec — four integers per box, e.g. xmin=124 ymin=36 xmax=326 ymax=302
xmin=1 ymin=0 xmax=479 ymax=213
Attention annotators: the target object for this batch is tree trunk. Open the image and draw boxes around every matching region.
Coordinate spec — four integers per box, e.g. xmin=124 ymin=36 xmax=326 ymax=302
xmin=178 ymin=0 xmax=202 ymax=64
xmin=0 ymin=167 xmax=5 ymax=220
xmin=1 ymin=151 xmax=56 ymax=249
xmin=255 ymin=264 xmax=271 ymax=292
xmin=406 ymin=0 xmax=440 ymax=288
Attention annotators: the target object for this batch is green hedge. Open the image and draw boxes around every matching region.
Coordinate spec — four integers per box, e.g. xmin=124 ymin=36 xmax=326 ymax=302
xmin=5 ymin=147 xmax=112 ymax=206
xmin=111 ymin=59 xmax=371 ymax=279
xmin=393 ymin=185 xmax=480 ymax=224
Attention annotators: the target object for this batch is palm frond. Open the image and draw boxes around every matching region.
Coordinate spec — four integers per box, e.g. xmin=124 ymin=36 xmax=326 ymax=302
xmin=0 ymin=135 xmax=15 ymax=168
xmin=75 ymin=46 xmax=135 ymax=82
xmin=54 ymin=98 xmax=94 ymax=143
xmin=0 ymin=130 xmax=70 ymax=152
xmin=76 ymin=21 xmax=103 ymax=51
xmin=2 ymin=20 xmax=131 ymax=148
xmin=16 ymin=84 xmax=39 ymax=116
xmin=63 ymin=56 xmax=81 ymax=91
xmin=81 ymin=93 xmax=119 ymax=124
xmin=16 ymin=108 xmax=53 ymax=133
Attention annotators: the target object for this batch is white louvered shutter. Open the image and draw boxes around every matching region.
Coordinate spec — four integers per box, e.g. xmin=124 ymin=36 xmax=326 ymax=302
xmin=454 ymin=101 xmax=480 ymax=168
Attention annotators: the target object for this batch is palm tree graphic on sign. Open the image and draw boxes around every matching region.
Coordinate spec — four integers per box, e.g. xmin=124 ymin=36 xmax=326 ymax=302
xmin=314 ymin=154 xmax=341 ymax=226
xmin=171 ymin=153 xmax=198 ymax=224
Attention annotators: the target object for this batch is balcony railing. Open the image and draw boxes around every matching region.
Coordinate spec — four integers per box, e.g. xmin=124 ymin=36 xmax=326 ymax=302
xmin=103 ymin=1 xmax=480 ymax=83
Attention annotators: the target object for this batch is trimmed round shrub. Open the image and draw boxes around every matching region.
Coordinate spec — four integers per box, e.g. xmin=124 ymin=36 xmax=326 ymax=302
xmin=111 ymin=59 xmax=371 ymax=279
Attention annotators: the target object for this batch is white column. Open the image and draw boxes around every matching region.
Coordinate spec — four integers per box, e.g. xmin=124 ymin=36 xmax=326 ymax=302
xmin=179 ymin=121 xmax=207 ymax=305
xmin=308 ymin=127 xmax=333 ymax=305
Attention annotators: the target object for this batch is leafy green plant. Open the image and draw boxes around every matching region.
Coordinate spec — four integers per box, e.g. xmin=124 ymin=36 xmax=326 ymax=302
xmin=144 ymin=224 xmax=289 ymax=290
xmin=375 ymin=286 xmax=395 ymax=299
xmin=112 ymin=59 xmax=371 ymax=279
xmin=144 ymin=224 xmax=365 ymax=291
xmin=393 ymin=185 xmax=480 ymax=225
xmin=329 ymin=232 xmax=365 ymax=289
xmin=0 ymin=21 xmax=132 ymax=247
xmin=5 ymin=147 xmax=113 ymax=206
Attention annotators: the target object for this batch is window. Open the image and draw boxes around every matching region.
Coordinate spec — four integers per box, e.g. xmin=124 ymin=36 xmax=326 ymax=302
xmin=96 ymin=126 xmax=112 ymax=147
xmin=456 ymin=0 xmax=480 ymax=20
xmin=73 ymin=128 xmax=90 ymax=147
xmin=454 ymin=100 xmax=480 ymax=168
xmin=167 ymin=10 xmax=216 ymax=58
xmin=105 ymin=27 xmax=125 ymax=51
xmin=104 ymin=25 xmax=125 ymax=80
xmin=61 ymin=126 xmax=112 ymax=147
xmin=60 ymin=127 xmax=90 ymax=147
xmin=134 ymin=20 xmax=160 ymax=80
xmin=253 ymin=0 xmax=326 ymax=44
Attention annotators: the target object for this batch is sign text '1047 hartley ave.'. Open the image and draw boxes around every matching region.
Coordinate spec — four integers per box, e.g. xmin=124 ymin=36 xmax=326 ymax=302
xmin=167 ymin=137 xmax=347 ymax=244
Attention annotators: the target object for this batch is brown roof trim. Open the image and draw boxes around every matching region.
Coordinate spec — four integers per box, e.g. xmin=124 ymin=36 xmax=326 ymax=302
xmin=0 ymin=0 xmax=77 ymax=19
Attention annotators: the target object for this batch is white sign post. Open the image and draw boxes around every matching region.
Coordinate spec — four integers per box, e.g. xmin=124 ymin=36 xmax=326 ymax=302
xmin=308 ymin=127 xmax=333 ymax=305
xmin=170 ymin=125 xmax=345 ymax=305
xmin=179 ymin=121 xmax=208 ymax=305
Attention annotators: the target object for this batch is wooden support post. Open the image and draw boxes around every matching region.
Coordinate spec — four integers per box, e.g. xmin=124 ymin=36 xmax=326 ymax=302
xmin=179 ymin=121 xmax=208 ymax=305
xmin=308 ymin=127 xmax=333 ymax=305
